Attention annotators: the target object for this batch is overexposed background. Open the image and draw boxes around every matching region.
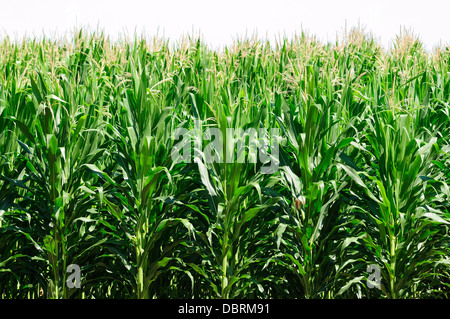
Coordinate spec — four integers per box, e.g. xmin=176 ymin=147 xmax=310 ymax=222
xmin=0 ymin=0 xmax=449 ymax=50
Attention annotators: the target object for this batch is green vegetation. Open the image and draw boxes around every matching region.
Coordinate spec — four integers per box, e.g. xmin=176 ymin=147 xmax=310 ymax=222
xmin=0 ymin=28 xmax=449 ymax=299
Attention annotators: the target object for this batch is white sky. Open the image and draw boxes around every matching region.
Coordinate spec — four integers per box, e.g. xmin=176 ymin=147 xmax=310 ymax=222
xmin=1 ymin=0 xmax=449 ymax=51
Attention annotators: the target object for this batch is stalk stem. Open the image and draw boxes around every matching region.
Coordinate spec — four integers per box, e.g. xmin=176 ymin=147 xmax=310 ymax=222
xmin=390 ymin=236 xmax=396 ymax=299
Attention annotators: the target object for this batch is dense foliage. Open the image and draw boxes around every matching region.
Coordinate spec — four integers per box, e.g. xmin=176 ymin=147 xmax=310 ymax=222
xmin=0 ymin=28 xmax=449 ymax=299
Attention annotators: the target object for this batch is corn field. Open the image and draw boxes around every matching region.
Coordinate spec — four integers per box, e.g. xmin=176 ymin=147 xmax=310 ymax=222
xmin=0 ymin=28 xmax=449 ymax=299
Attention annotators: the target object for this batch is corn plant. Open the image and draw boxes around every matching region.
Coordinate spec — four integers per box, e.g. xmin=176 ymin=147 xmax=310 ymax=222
xmin=0 ymin=29 xmax=449 ymax=299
